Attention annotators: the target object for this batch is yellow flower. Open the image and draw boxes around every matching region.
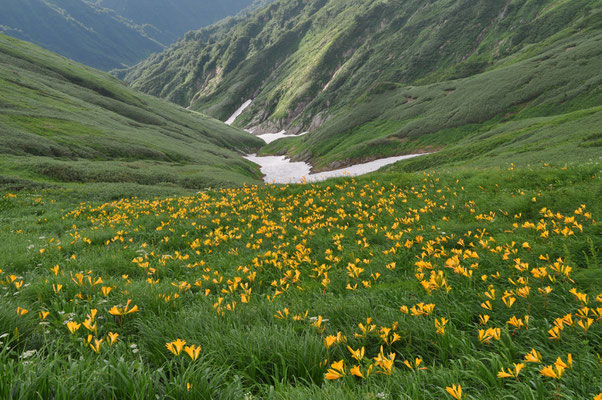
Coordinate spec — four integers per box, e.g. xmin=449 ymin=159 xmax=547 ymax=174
xmin=347 ymin=345 xmax=365 ymax=362
xmin=548 ymin=326 xmax=561 ymax=340
xmin=184 ymin=345 xmax=201 ymax=361
xmin=435 ymin=317 xmax=448 ymax=335
xmin=16 ymin=307 xmax=29 ymax=316
xmin=83 ymin=318 xmax=97 ymax=333
xmin=524 ymin=349 xmax=542 ymax=363
xmin=166 ymin=339 xmax=187 ymax=356
xmin=578 ymin=318 xmax=594 ymax=333
xmin=497 ymin=363 xmax=524 ymax=379
xmin=39 ymin=311 xmax=50 ymax=320
xmin=373 ymin=346 xmax=395 ymax=375
xmin=107 ymin=332 xmax=119 ymax=346
xmin=90 ymin=338 xmax=103 ymax=354
xmin=446 ymin=384 xmax=463 ymax=399
xmin=325 ymin=360 xmax=346 ymax=380
xmin=540 ymin=365 xmax=560 ymax=379
xmin=403 ymin=357 xmax=427 ymax=371
xmin=324 ymin=335 xmax=337 ymax=348
xmin=67 ymin=321 xmax=81 ymax=334
xmin=502 ymin=296 xmax=516 ymax=308
xmin=349 ymin=365 xmax=364 ymax=378
xmin=274 ymin=308 xmax=289 ymax=320
xmin=108 ymin=299 xmax=139 ymax=316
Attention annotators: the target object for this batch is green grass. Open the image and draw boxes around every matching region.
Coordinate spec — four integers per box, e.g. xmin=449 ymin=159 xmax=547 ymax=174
xmin=0 ymin=34 xmax=265 ymax=194
xmin=0 ymin=163 xmax=600 ymax=399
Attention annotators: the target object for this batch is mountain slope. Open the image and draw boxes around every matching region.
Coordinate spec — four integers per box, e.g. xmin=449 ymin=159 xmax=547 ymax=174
xmin=0 ymin=34 xmax=264 ymax=194
xmin=122 ymin=0 xmax=601 ymax=133
xmin=0 ymin=0 xmax=265 ymax=70
xmin=260 ymin=31 xmax=601 ymax=170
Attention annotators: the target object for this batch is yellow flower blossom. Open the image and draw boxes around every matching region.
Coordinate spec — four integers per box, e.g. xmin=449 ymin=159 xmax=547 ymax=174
xmin=446 ymin=384 xmax=463 ymax=399
xmin=497 ymin=363 xmax=524 ymax=379
xmin=166 ymin=339 xmax=186 ymax=356
xmin=67 ymin=321 xmax=81 ymax=334
xmin=184 ymin=345 xmax=201 ymax=361
xmin=325 ymin=360 xmax=346 ymax=380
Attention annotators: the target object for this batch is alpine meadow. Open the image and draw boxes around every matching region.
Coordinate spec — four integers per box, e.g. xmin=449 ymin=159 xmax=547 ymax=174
xmin=0 ymin=0 xmax=600 ymax=399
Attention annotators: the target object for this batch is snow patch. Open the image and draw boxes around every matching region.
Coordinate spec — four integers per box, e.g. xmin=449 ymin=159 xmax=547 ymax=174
xmin=225 ymin=100 xmax=252 ymax=125
xmin=245 ymin=153 xmax=425 ymax=184
xmin=257 ymin=130 xmax=308 ymax=144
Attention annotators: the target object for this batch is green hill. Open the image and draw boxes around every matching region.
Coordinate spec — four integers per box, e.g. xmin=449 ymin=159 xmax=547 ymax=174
xmin=0 ymin=0 xmax=266 ymax=70
xmin=121 ymin=0 xmax=601 ymax=169
xmin=0 ymin=34 xmax=264 ymax=196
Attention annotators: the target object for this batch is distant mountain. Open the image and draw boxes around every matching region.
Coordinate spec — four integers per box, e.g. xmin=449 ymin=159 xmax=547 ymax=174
xmin=121 ymin=0 xmax=602 ymax=169
xmin=0 ymin=0 xmax=264 ymax=70
xmin=0 ymin=33 xmax=264 ymax=193
xmin=94 ymin=0 xmax=270 ymax=46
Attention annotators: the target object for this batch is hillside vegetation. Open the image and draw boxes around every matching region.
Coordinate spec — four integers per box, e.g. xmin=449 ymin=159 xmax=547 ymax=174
xmin=0 ymin=0 xmax=264 ymax=70
xmin=0 ymin=34 xmax=264 ymax=196
xmin=121 ymin=0 xmax=601 ymax=136
xmin=261 ymin=31 xmax=601 ymax=170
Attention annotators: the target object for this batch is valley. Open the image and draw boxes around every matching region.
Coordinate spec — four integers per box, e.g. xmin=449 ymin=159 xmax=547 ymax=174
xmin=0 ymin=0 xmax=600 ymax=399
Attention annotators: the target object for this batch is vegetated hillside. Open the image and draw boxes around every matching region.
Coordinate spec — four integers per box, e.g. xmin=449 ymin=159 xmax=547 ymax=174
xmin=121 ymin=0 xmax=601 ymax=135
xmin=261 ymin=31 xmax=602 ymax=170
xmin=0 ymin=34 xmax=264 ymax=196
xmin=0 ymin=0 xmax=266 ymax=70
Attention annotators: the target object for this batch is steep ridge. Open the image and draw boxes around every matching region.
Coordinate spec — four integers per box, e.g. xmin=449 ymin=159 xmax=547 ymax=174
xmin=121 ymin=0 xmax=601 ymax=134
xmin=0 ymin=34 xmax=264 ymax=193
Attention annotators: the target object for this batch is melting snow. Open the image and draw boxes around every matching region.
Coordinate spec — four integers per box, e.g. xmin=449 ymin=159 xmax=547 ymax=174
xmin=244 ymin=153 xmax=425 ymax=184
xmin=257 ymin=131 xmax=308 ymax=144
xmin=225 ymin=100 xmax=252 ymax=125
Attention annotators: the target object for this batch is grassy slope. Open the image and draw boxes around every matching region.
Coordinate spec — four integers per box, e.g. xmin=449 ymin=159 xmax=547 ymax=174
xmin=262 ymin=31 xmax=601 ymax=170
xmin=121 ymin=0 xmax=601 ymax=131
xmin=0 ymin=163 xmax=599 ymax=399
xmin=0 ymin=34 xmax=265 ymax=196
